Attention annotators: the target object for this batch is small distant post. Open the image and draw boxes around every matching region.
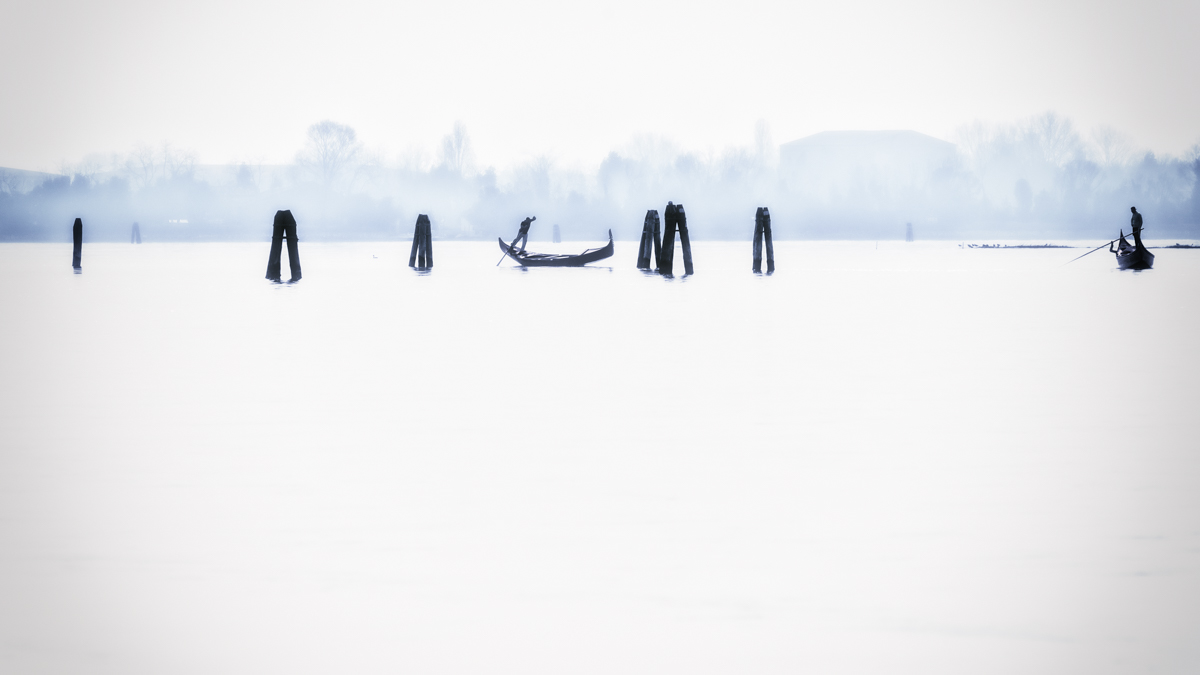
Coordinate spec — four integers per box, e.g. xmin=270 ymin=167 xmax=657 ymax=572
xmin=71 ymin=218 xmax=82 ymax=270
xmin=752 ymin=207 xmax=775 ymax=273
xmin=905 ymin=222 xmax=914 ymax=242
xmin=636 ymin=210 xmax=661 ymax=270
xmin=408 ymin=214 xmax=433 ymax=269
xmin=265 ymin=210 xmax=302 ymax=282
xmin=131 ymin=222 xmax=142 ymax=244
xmin=660 ymin=202 xmax=694 ymax=276
xmin=552 ymin=224 xmax=561 ymax=243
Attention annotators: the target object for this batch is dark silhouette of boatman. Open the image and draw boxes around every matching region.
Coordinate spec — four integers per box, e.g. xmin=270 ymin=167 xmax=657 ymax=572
xmin=1130 ymin=206 xmax=1144 ymax=247
xmin=1111 ymin=206 xmax=1146 ymax=255
xmin=512 ymin=216 xmax=535 ymax=253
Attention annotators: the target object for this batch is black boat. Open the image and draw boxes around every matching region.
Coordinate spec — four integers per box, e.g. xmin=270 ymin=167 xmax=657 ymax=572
xmin=1112 ymin=229 xmax=1154 ymax=270
xmin=498 ymin=230 xmax=614 ymax=267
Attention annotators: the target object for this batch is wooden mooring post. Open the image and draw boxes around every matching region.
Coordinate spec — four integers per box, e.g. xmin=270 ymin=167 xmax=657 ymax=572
xmin=265 ymin=210 xmax=302 ymax=282
xmin=636 ymin=209 xmax=661 ymax=270
xmin=552 ymin=224 xmax=561 ymax=243
xmin=659 ymin=202 xmax=694 ymax=276
xmin=408 ymin=214 xmax=433 ymax=268
xmin=752 ymin=207 xmax=775 ymax=273
xmin=71 ymin=218 xmax=82 ymax=270
xmin=905 ymin=222 xmax=914 ymax=242
xmin=131 ymin=222 xmax=141 ymax=244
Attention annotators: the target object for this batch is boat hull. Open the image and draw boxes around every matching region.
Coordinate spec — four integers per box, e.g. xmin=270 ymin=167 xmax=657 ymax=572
xmin=1115 ymin=246 xmax=1154 ymax=270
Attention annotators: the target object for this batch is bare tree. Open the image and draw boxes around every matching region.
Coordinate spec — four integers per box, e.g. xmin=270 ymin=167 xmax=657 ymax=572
xmin=1090 ymin=126 xmax=1133 ymax=167
xmin=1184 ymin=142 xmax=1200 ymax=164
xmin=397 ymin=144 xmax=431 ymax=173
xmin=296 ymin=120 xmax=363 ymax=190
xmin=1027 ymin=111 xmax=1083 ymax=166
xmin=125 ymin=144 xmax=160 ymax=189
xmin=438 ymin=121 xmax=475 ymax=175
xmin=625 ymin=133 xmax=682 ymax=171
xmin=955 ymin=121 xmax=1005 ymax=176
xmin=159 ymin=143 xmax=197 ymax=181
xmin=120 ymin=143 xmax=197 ymax=189
xmin=512 ymin=155 xmax=553 ymax=198
xmin=65 ymin=152 xmax=118 ymax=184
xmin=0 ymin=169 xmax=21 ymax=195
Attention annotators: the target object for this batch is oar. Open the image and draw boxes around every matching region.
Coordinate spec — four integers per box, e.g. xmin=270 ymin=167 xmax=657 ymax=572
xmin=1063 ymin=228 xmax=1146 ymax=266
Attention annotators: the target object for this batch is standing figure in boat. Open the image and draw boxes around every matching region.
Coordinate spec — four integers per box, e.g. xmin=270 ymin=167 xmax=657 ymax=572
xmin=511 ymin=216 xmax=535 ymax=253
xmin=1110 ymin=206 xmax=1154 ymax=270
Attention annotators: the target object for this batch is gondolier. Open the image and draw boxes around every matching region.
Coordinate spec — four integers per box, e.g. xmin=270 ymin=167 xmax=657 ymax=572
xmin=495 ymin=216 xmax=541 ymax=266
xmin=1065 ymin=206 xmax=1155 ymax=269
xmin=512 ymin=216 xmax=535 ymax=253
xmin=1109 ymin=206 xmax=1154 ymax=270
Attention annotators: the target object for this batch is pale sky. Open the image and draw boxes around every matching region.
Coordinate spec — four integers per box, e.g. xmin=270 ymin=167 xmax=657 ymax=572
xmin=2 ymin=0 xmax=1197 ymax=171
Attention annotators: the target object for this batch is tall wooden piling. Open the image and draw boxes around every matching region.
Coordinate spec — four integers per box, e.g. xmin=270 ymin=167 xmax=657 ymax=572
xmin=636 ymin=210 xmax=661 ymax=270
xmin=408 ymin=214 xmax=433 ymax=268
xmin=71 ymin=218 xmax=82 ymax=270
xmin=679 ymin=206 xmax=694 ymax=275
xmin=552 ymin=224 xmax=561 ymax=243
xmin=752 ymin=207 xmax=775 ymax=273
xmin=659 ymin=202 xmax=694 ymax=276
xmin=905 ymin=222 xmax=914 ymax=242
xmin=660 ymin=205 xmax=676 ymax=274
xmin=265 ymin=210 xmax=302 ymax=282
xmin=131 ymin=222 xmax=142 ymax=244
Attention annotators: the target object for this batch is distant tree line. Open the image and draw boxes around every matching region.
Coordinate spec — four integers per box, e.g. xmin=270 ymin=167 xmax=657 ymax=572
xmin=1 ymin=114 xmax=1197 ymax=242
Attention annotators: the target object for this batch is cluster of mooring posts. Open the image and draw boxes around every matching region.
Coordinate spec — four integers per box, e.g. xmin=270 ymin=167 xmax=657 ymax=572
xmin=63 ymin=204 xmax=1164 ymax=277
xmin=67 ymin=205 xmax=791 ymax=278
xmin=659 ymin=203 xmax=694 ymax=276
xmin=753 ymin=207 xmax=775 ymax=274
xmin=636 ymin=202 xmax=697 ymax=275
xmin=408 ymin=214 xmax=433 ymax=269
xmin=265 ymin=209 xmax=302 ymax=283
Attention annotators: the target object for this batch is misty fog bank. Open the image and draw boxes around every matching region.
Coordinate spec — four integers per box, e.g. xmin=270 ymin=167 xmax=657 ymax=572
xmin=2 ymin=114 xmax=1198 ymax=243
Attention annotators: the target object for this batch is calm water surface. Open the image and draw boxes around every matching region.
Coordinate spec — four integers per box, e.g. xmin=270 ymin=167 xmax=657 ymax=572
xmin=1 ymin=240 xmax=1198 ymax=674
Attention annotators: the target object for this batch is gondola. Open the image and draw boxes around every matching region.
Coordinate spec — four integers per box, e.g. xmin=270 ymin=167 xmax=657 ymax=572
xmin=1112 ymin=230 xmax=1154 ymax=270
xmin=498 ymin=230 xmax=614 ymax=267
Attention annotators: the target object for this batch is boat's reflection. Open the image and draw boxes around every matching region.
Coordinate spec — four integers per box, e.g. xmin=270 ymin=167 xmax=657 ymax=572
xmin=502 ymin=265 xmax=614 ymax=273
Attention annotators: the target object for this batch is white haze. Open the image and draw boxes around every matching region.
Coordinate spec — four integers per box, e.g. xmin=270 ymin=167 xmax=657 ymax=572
xmin=4 ymin=0 xmax=1198 ymax=241
xmin=1 ymin=0 xmax=1199 ymax=171
xmin=2 ymin=113 xmax=1197 ymax=242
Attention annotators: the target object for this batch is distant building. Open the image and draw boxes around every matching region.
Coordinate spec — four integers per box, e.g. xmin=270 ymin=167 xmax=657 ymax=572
xmin=0 ymin=167 xmax=62 ymax=194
